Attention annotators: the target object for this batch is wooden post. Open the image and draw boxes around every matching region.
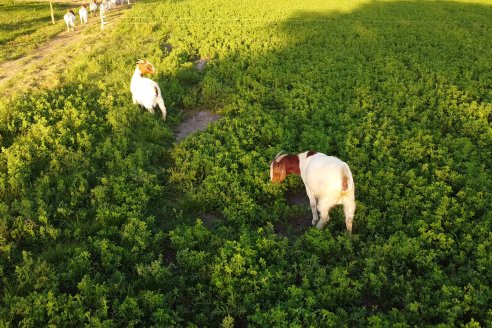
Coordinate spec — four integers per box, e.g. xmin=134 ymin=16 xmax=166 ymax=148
xmin=50 ymin=1 xmax=55 ymax=24
xmin=100 ymin=4 xmax=104 ymax=30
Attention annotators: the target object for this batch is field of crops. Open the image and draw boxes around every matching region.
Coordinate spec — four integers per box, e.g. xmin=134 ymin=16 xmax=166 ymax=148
xmin=0 ymin=0 xmax=491 ymax=326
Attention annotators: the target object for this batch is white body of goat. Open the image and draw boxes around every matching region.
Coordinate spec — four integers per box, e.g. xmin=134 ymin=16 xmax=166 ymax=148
xmin=102 ymin=0 xmax=111 ymax=11
xmin=99 ymin=1 xmax=106 ymax=17
xmin=64 ymin=11 xmax=76 ymax=31
xmin=130 ymin=60 xmax=166 ymax=120
xmin=270 ymin=151 xmax=356 ymax=232
xmin=89 ymin=1 xmax=98 ymax=16
xmin=79 ymin=6 xmax=88 ymax=24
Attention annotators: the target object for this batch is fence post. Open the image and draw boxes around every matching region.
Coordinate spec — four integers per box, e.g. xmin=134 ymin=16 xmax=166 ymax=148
xmin=50 ymin=1 xmax=55 ymax=24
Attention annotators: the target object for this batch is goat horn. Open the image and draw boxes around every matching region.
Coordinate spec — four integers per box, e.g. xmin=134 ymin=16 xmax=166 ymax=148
xmin=274 ymin=150 xmax=285 ymax=161
xmin=136 ymin=59 xmax=145 ymax=64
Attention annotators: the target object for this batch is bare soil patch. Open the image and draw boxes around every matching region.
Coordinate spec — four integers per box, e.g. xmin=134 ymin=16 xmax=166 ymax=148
xmin=274 ymin=211 xmax=312 ymax=238
xmin=195 ymin=58 xmax=208 ymax=72
xmin=274 ymin=190 xmax=312 ymax=237
xmin=285 ymin=189 xmax=307 ymax=205
xmin=198 ymin=211 xmax=222 ymax=229
xmin=175 ymin=110 xmax=220 ymax=141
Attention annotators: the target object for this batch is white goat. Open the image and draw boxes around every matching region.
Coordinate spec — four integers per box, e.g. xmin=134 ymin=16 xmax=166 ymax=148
xmin=130 ymin=59 xmax=167 ymax=120
xmin=102 ymin=0 xmax=111 ymax=11
xmin=79 ymin=5 xmax=88 ymax=24
xmin=64 ymin=10 xmax=76 ymax=32
xmin=270 ymin=151 xmax=356 ymax=232
xmin=89 ymin=0 xmax=98 ymax=16
xmin=99 ymin=1 xmax=107 ymax=29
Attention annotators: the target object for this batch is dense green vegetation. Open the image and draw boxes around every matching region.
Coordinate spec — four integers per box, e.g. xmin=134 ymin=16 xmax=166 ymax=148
xmin=0 ymin=0 xmax=71 ymax=61
xmin=1 ymin=0 xmax=491 ymax=326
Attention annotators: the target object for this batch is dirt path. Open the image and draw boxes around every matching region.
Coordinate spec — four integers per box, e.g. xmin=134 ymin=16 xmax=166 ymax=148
xmin=175 ymin=110 xmax=221 ymax=141
xmin=0 ymin=4 xmax=128 ymax=99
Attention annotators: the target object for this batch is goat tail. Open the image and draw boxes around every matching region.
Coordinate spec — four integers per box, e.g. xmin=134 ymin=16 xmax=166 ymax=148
xmin=157 ymin=96 xmax=166 ymax=120
xmin=341 ymin=163 xmax=354 ymax=193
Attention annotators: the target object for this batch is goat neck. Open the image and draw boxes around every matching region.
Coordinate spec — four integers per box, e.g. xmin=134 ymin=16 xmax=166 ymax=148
xmin=132 ymin=66 xmax=143 ymax=80
xmin=281 ymin=154 xmax=301 ymax=176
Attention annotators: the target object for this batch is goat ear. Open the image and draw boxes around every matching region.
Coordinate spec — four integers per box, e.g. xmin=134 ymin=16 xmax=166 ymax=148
xmin=271 ymin=161 xmax=286 ymax=183
xmin=278 ymin=161 xmax=287 ymax=182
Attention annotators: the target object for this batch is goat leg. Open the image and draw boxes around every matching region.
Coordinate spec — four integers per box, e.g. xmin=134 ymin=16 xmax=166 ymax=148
xmin=305 ymin=188 xmax=318 ymax=225
xmin=316 ymin=205 xmax=331 ymax=230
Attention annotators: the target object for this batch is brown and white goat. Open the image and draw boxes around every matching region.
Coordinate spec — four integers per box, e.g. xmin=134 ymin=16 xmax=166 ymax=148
xmin=130 ymin=59 xmax=166 ymax=120
xmin=270 ymin=151 xmax=356 ymax=232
